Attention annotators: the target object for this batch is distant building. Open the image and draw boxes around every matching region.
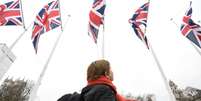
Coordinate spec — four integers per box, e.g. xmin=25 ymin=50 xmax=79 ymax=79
xmin=0 ymin=43 xmax=16 ymax=80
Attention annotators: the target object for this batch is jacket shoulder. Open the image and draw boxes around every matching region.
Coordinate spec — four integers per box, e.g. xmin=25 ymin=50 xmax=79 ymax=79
xmin=82 ymin=84 xmax=116 ymax=101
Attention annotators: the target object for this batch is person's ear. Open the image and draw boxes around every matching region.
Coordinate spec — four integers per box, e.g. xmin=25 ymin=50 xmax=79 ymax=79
xmin=104 ymin=71 xmax=109 ymax=76
xmin=105 ymin=72 xmax=111 ymax=80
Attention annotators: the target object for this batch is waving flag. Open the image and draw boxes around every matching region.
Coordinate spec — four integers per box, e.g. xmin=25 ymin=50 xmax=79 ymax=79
xmin=0 ymin=0 xmax=22 ymax=26
xmin=129 ymin=2 xmax=149 ymax=49
xmin=180 ymin=2 xmax=201 ymax=48
xmin=88 ymin=0 xmax=106 ymax=43
xmin=32 ymin=0 xmax=61 ymax=53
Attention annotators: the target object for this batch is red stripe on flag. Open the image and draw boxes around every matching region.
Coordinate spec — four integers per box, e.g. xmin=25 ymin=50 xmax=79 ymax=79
xmin=89 ymin=11 xmax=102 ymax=26
xmin=32 ymin=26 xmax=42 ymax=38
xmin=183 ymin=16 xmax=190 ymax=24
xmin=198 ymin=34 xmax=201 ymax=41
xmin=44 ymin=20 xmax=50 ymax=32
xmin=136 ymin=13 xmax=147 ymax=20
xmin=48 ymin=10 xmax=59 ymax=18
xmin=181 ymin=25 xmax=191 ymax=36
xmin=3 ymin=10 xmax=21 ymax=17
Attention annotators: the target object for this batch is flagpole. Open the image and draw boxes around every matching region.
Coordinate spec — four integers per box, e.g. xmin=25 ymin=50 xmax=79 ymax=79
xmin=96 ymin=42 xmax=99 ymax=58
xmin=9 ymin=22 xmax=32 ymax=50
xmin=28 ymin=15 xmax=70 ymax=101
xmin=149 ymin=43 xmax=176 ymax=101
xmin=58 ymin=0 xmax=63 ymax=31
xmin=170 ymin=18 xmax=179 ymax=28
xmin=101 ymin=0 xmax=106 ymax=59
xmin=9 ymin=0 xmax=29 ymax=50
xmin=19 ymin=0 xmax=26 ymax=29
xmin=102 ymin=21 xmax=105 ymax=59
xmin=190 ymin=42 xmax=201 ymax=56
xmin=145 ymin=0 xmax=176 ymax=101
xmin=170 ymin=18 xmax=201 ymax=57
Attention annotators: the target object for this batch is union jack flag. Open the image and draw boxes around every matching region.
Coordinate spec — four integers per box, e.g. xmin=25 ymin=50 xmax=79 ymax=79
xmin=129 ymin=2 xmax=149 ymax=49
xmin=0 ymin=0 xmax=22 ymax=26
xmin=180 ymin=2 xmax=201 ymax=48
xmin=32 ymin=0 xmax=61 ymax=53
xmin=88 ymin=0 xmax=106 ymax=43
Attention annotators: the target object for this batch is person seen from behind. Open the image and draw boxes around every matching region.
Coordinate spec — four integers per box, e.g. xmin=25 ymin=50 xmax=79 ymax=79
xmin=81 ymin=59 xmax=136 ymax=101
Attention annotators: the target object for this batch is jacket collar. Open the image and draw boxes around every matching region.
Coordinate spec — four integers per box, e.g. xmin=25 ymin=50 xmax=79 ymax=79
xmin=87 ymin=76 xmax=117 ymax=93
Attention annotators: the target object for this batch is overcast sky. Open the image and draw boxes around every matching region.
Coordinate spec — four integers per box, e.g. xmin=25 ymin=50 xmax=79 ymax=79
xmin=0 ymin=0 xmax=201 ymax=101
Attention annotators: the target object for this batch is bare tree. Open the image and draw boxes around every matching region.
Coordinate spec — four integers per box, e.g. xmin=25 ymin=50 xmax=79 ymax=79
xmin=169 ymin=80 xmax=201 ymax=101
xmin=124 ymin=93 xmax=156 ymax=101
xmin=0 ymin=77 xmax=34 ymax=101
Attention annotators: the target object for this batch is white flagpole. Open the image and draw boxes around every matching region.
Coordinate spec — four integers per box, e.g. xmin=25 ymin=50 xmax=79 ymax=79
xmin=9 ymin=23 xmax=32 ymax=50
xmin=28 ymin=0 xmax=70 ymax=99
xmin=144 ymin=1 xmax=176 ymax=101
xmin=101 ymin=0 xmax=107 ymax=59
xmin=19 ymin=0 xmax=26 ymax=29
xmin=100 ymin=0 xmax=106 ymax=59
xmin=170 ymin=18 xmax=201 ymax=57
xmin=149 ymin=43 xmax=176 ymax=101
xmin=28 ymin=15 xmax=70 ymax=101
xmin=9 ymin=0 xmax=28 ymax=50
xmin=58 ymin=0 xmax=63 ymax=31
xmin=96 ymin=42 xmax=99 ymax=58
xmin=190 ymin=42 xmax=201 ymax=56
xmin=102 ymin=21 xmax=105 ymax=59
xmin=170 ymin=18 xmax=178 ymax=28
xmin=0 ymin=0 xmax=26 ymax=81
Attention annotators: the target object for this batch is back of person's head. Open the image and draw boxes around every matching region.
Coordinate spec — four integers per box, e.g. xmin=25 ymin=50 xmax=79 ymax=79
xmin=87 ymin=59 xmax=112 ymax=81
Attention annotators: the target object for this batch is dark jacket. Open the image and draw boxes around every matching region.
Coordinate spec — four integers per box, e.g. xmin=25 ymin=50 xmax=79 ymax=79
xmin=81 ymin=84 xmax=117 ymax=101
